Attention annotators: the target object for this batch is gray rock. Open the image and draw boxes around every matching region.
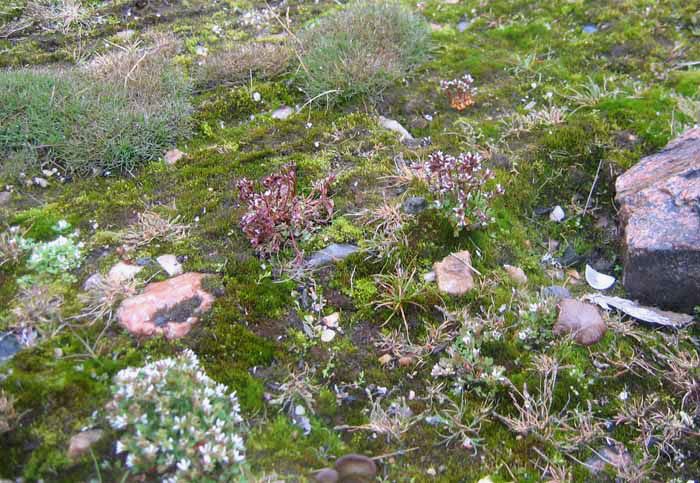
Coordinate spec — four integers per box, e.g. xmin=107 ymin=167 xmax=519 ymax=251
xmin=305 ymin=244 xmax=359 ymax=268
xmin=83 ymin=273 xmax=104 ymax=291
xmin=0 ymin=191 xmax=10 ymax=205
xmin=584 ymin=445 xmax=631 ymax=474
xmin=615 ymin=127 xmax=700 ymax=312
xmin=33 ymin=177 xmax=49 ymax=188
xmin=542 ymin=285 xmax=571 ymax=300
xmin=0 ymin=333 xmax=21 ymax=364
xmin=402 ymin=196 xmax=427 ymax=214
xmin=457 ymin=19 xmax=470 ymax=32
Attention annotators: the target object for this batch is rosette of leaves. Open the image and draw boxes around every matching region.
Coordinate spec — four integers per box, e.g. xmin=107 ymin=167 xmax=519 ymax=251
xmin=236 ymin=163 xmax=334 ymax=261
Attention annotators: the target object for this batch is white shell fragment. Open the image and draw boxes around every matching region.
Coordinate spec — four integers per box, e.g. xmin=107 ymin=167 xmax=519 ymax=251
xmin=585 ymin=264 xmax=616 ymax=290
xmin=321 ymin=328 xmax=336 ymax=342
xmin=549 ymin=205 xmax=565 ymax=222
xmin=322 ymin=312 xmax=340 ymax=328
xmin=378 ymin=116 xmax=414 ymax=141
xmin=584 ymin=294 xmax=694 ymax=328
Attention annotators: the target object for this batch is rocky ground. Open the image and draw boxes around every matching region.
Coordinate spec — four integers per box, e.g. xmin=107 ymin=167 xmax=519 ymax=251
xmin=0 ymin=0 xmax=699 ymax=481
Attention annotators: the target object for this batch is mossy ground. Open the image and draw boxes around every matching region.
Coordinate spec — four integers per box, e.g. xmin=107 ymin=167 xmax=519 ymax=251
xmin=1 ymin=0 xmax=699 ymax=481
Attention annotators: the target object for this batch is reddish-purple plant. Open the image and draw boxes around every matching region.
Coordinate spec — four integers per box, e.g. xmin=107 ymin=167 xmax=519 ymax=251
xmin=411 ymin=151 xmax=504 ymax=232
xmin=237 ymin=164 xmax=334 ymax=260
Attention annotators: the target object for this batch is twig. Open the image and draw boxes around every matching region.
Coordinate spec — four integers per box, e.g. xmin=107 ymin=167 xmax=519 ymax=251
xmin=583 ymin=158 xmax=603 ymax=216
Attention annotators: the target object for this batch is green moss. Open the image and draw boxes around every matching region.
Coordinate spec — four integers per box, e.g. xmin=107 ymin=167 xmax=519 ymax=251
xmin=11 ymin=205 xmax=67 ymax=241
xmin=247 ymin=415 xmax=346 ymax=476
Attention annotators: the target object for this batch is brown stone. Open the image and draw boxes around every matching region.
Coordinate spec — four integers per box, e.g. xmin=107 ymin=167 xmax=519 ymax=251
xmin=313 ymin=468 xmax=339 ymax=483
xmin=68 ymin=429 xmax=103 ymax=459
xmin=554 ymin=299 xmax=606 ymax=346
xmin=615 ymin=127 xmax=700 ymax=312
xmin=116 ymin=273 xmax=215 ymax=339
xmin=334 ymin=454 xmax=377 ymax=481
xmin=504 ymin=264 xmax=527 ymax=286
xmin=434 ymin=251 xmax=474 ymax=295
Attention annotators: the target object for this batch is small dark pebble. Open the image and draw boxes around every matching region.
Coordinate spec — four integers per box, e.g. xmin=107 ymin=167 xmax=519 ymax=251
xmin=542 ymin=285 xmax=571 ymax=300
xmin=534 ymin=206 xmax=553 ymax=216
xmin=0 ymin=332 xmax=22 ymax=363
xmin=556 ymin=245 xmax=586 ymax=267
xmin=402 ymin=196 xmax=427 ymax=214
xmin=136 ymin=257 xmax=153 ymax=266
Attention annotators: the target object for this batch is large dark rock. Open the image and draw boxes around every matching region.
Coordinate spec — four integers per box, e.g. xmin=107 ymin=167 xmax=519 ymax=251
xmin=615 ymin=127 xmax=700 ymax=313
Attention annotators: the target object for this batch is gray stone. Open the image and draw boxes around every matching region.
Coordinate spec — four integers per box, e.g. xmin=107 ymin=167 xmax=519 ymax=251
xmin=457 ymin=19 xmax=470 ymax=32
xmin=542 ymin=285 xmax=571 ymax=300
xmin=402 ymin=196 xmax=427 ymax=214
xmin=83 ymin=273 xmax=104 ymax=291
xmin=0 ymin=192 xmax=10 ymax=205
xmin=305 ymin=244 xmax=359 ymax=268
xmin=615 ymin=127 xmax=700 ymax=312
xmin=584 ymin=445 xmax=631 ymax=474
xmin=0 ymin=333 xmax=21 ymax=364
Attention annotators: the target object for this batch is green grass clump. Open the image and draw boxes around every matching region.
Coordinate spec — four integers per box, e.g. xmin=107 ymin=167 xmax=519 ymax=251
xmin=0 ymin=59 xmax=190 ymax=179
xmin=296 ymin=0 xmax=431 ymax=104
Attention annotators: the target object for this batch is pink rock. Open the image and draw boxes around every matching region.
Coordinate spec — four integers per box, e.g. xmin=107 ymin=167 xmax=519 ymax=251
xmin=107 ymin=261 xmax=142 ymax=283
xmin=554 ymin=299 xmax=606 ymax=346
xmin=116 ymin=273 xmax=215 ymax=339
xmin=434 ymin=251 xmax=474 ymax=295
xmin=164 ymin=148 xmax=186 ymax=165
xmin=68 ymin=429 xmax=103 ymax=459
xmin=615 ymin=127 xmax=700 ymax=312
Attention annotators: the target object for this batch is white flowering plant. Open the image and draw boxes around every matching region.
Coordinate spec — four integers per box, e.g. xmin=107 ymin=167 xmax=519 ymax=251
xmin=25 ymin=235 xmax=83 ymax=275
xmin=431 ymin=317 xmax=507 ymax=393
xmin=105 ymin=350 xmax=247 ymax=482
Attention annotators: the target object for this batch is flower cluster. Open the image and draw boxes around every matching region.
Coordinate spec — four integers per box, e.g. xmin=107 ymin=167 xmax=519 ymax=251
xmin=411 ymin=151 xmax=504 ymax=233
xmin=105 ymin=350 xmax=246 ymax=482
xmin=441 ymin=74 xmax=477 ymax=110
xmin=237 ymin=164 xmax=334 ymax=260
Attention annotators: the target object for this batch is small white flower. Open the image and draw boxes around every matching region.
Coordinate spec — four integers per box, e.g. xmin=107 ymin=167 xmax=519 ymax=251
xmin=618 ymin=389 xmax=629 ymax=401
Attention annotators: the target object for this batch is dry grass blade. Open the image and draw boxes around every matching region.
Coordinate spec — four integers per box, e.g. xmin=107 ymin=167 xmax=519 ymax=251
xmin=194 ymin=42 xmax=291 ymax=90
xmin=122 ymin=210 xmax=189 ymax=249
xmin=0 ymin=229 xmax=24 ymax=267
xmin=9 ymin=285 xmax=64 ymax=339
xmin=497 ymin=357 xmax=561 ymax=439
xmin=269 ymin=366 xmax=320 ymax=415
xmin=436 ymin=395 xmax=492 ymax=452
xmin=75 ymin=276 xmax=138 ymax=326
xmin=335 ymin=396 xmax=416 ymax=442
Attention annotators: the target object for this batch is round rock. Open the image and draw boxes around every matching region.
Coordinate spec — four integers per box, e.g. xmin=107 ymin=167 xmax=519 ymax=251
xmin=553 ymin=298 xmax=606 ymax=345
